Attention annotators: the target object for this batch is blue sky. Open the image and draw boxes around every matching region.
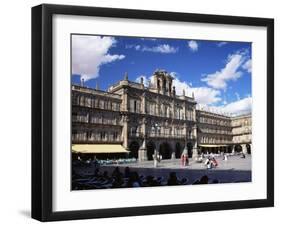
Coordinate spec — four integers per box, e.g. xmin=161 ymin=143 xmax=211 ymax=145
xmin=72 ymin=35 xmax=252 ymax=115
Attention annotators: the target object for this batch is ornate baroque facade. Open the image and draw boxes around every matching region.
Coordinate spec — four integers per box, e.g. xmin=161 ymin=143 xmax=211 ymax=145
xmin=72 ymin=70 xmax=252 ymax=161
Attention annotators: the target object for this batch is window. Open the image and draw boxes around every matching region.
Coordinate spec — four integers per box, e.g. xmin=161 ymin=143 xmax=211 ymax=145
xmin=151 ymin=127 xmax=155 ymax=135
xmin=130 ymin=99 xmax=139 ymax=113
xmin=134 ymin=100 xmax=137 ymax=112
xmin=86 ymin=97 xmax=91 ymax=107
xmin=99 ymin=100 xmax=104 ymax=109
xmin=100 ymin=131 xmax=106 ymax=140
xmin=80 ymin=96 xmax=85 ymax=106
xmin=113 ymin=132 xmax=118 ymax=140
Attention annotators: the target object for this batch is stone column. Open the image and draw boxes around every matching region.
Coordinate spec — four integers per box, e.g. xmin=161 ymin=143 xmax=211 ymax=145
xmin=171 ymin=151 xmax=176 ymax=160
xmin=172 ymin=99 xmax=175 ymax=119
xmin=241 ymin=144 xmax=247 ymax=154
xmin=171 ymin=124 xmax=175 ymax=137
xmin=183 ymin=102 xmax=187 ymax=120
xmin=193 ymin=108 xmax=196 ymax=122
xmin=122 ymin=88 xmax=129 ymax=112
xmin=184 ymin=123 xmax=188 ymax=141
xmin=122 ymin=115 xmax=129 ymax=150
xmin=141 ymin=92 xmax=146 ymax=114
xmin=156 ymin=96 xmax=160 ymax=116
xmin=232 ymin=145 xmax=235 ymax=154
xmin=160 ymin=78 xmax=164 ymax=95
xmin=138 ymin=118 xmax=147 ymax=162
xmin=192 ymin=125 xmax=198 ymax=159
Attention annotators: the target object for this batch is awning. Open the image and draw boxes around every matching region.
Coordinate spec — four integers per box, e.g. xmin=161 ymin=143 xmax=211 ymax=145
xmin=72 ymin=144 xmax=129 ymax=154
xmin=199 ymin=144 xmax=228 ymax=147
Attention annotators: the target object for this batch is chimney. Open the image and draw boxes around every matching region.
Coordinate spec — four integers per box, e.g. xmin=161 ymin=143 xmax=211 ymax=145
xmin=140 ymin=77 xmax=144 ymax=84
xmin=81 ymin=78 xmax=84 ymax=87
xmin=124 ymin=72 xmax=128 ymax=81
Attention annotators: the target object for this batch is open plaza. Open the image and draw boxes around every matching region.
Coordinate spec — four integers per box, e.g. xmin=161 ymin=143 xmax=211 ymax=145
xmin=71 ymin=69 xmax=252 ymax=190
xmin=72 ymin=153 xmax=251 ymax=190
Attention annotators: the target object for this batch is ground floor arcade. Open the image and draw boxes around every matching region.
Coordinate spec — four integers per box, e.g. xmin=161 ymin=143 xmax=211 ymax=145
xmin=128 ymin=138 xmax=197 ymax=161
xmin=129 ymin=141 xmax=252 ymax=161
xmin=199 ymin=143 xmax=251 ymax=155
xmin=72 ymin=142 xmax=251 ymax=162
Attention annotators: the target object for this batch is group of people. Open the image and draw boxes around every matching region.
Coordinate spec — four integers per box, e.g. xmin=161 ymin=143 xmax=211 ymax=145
xmin=204 ymin=156 xmax=218 ymax=169
xmin=72 ymin=165 xmax=221 ymax=190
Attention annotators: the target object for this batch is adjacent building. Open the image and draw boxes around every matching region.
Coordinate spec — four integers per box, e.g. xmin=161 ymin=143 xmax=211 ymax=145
xmin=72 ymin=69 xmax=252 ymax=161
xmin=197 ymin=110 xmax=251 ymax=155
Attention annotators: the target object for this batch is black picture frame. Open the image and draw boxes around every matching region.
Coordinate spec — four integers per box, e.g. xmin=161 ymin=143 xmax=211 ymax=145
xmin=32 ymin=4 xmax=274 ymax=222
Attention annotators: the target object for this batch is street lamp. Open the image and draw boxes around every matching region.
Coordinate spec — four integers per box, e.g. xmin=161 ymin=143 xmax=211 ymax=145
xmin=153 ymin=123 xmax=160 ymax=168
xmin=181 ymin=124 xmax=189 ymax=166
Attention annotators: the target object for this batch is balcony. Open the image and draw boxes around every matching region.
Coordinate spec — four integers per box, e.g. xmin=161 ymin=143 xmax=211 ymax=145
xmin=129 ymin=132 xmax=196 ymax=140
xmin=72 ymin=137 xmax=123 ymax=144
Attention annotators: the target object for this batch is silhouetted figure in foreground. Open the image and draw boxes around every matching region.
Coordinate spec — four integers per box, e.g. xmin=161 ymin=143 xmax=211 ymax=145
xmin=199 ymin=175 xmax=209 ymax=184
xmin=112 ymin=167 xmax=122 ymax=178
xmin=167 ymin=172 xmax=180 ymax=185
xmin=193 ymin=175 xmax=209 ymax=185
xmin=111 ymin=174 xmax=124 ymax=188
xmin=124 ymin=167 xmax=131 ymax=178
xmin=127 ymin=171 xmax=141 ymax=187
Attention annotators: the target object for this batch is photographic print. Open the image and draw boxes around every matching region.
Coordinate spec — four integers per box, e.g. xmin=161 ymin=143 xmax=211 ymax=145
xmin=32 ymin=4 xmax=273 ymax=221
xmin=71 ymin=34 xmax=252 ymax=190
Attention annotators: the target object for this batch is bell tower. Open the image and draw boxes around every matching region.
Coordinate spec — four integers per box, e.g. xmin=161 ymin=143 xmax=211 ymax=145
xmin=152 ymin=69 xmax=173 ymax=96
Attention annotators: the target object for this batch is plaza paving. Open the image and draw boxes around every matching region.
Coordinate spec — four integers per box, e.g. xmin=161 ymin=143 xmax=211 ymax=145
xmin=114 ymin=154 xmax=251 ymax=171
xmin=100 ymin=154 xmax=252 ymax=184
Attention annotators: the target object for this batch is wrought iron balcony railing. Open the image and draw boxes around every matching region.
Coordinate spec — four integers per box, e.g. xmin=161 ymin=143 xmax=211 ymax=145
xmin=129 ymin=132 xmax=196 ymax=140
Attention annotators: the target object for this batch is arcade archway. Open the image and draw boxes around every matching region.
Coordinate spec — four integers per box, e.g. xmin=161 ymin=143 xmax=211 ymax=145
xmin=187 ymin=142 xmax=193 ymax=158
xmin=159 ymin=142 xmax=172 ymax=159
xmin=227 ymin=146 xmax=232 ymax=153
xmin=235 ymin=144 xmax=242 ymax=153
xmin=147 ymin=141 xmax=155 ymax=160
xmin=246 ymin=144 xmax=251 ymax=154
xmin=175 ymin=142 xmax=182 ymax=158
xmin=129 ymin=141 xmax=139 ymax=159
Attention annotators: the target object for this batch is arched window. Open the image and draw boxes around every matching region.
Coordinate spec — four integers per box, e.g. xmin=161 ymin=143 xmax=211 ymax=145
xmin=163 ymin=78 xmax=166 ymax=91
xmin=80 ymin=96 xmax=85 ymax=106
xmin=157 ymin=79 xmax=160 ymax=89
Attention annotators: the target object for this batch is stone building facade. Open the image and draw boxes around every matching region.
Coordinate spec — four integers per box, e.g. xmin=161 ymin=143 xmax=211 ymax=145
xmin=231 ymin=114 xmax=252 ymax=154
xmin=72 ymin=69 xmax=252 ymax=161
xmin=197 ymin=110 xmax=251 ymax=154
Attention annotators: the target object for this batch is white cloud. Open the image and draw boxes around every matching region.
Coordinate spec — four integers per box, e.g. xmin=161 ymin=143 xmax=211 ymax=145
xmin=140 ymin=38 xmax=157 ymax=41
xmin=126 ymin=44 xmax=141 ymax=51
xmin=218 ymin=96 xmax=252 ymax=116
xmin=202 ymin=96 xmax=252 ymax=116
xmin=235 ymin=92 xmax=240 ymax=100
xmin=135 ymin=45 xmax=141 ymax=51
xmin=126 ymin=44 xmax=178 ymax=54
xmin=242 ymin=59 xmax=252 ymax=73
xmin=142 ymin=44 xmax=178 ymax=53
xmin=201 ymin=51 xmax=248 ymax=90
xmin=188 ymin=40 xmax=199 ymax=52
xmin=72 ymin=35 xmax=125 ymax=81
xmin=137 ymin=72 xmax=221 ymax=105
xmin=171 ymin=76 xmax=221 ymax=105
xmin=190 ymin=87 xmax=222 ymax=105
xmin=217 ymin=42 xmax=227 ymax=47
xmin=135 ymin=75 xmax=153 ymax=87
xmin=101 ymin=54 xmax=125 ymax=63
